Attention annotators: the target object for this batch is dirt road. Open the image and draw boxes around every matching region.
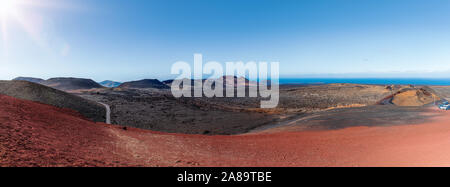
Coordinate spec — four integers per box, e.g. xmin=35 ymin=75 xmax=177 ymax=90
xmin=98 ymin=102 xmax=111 ymax=124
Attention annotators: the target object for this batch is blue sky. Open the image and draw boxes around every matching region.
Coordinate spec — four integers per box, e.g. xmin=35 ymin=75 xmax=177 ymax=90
xmin=1 ymin=0 xmax=450 ymax=81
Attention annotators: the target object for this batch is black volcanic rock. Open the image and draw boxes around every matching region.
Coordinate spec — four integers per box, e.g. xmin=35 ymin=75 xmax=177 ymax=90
xmin=118 ymin=79 xmax=170 ymax=89
xmin=42 ymin=77 xmax=104 ymax=91
xmin=13 ymin=77 xmax=44 ymax=84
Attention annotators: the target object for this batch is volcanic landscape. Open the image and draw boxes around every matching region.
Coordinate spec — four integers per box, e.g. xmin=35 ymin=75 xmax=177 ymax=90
xmin=1 ymin=77 xmax=450 ymax=166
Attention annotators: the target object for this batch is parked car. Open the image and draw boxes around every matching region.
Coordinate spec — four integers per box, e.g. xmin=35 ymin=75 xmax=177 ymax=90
xmin=439 ymin=104 xmax=450 ymax=110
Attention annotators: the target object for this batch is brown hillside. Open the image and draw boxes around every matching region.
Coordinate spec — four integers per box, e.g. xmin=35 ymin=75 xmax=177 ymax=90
xmin=0 ymin=80 xmax=105 ymax=122
xmin=391 ymin=88 xmax=440 ymax=106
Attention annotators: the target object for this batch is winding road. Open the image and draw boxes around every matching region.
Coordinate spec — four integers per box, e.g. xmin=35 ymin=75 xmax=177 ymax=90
xmin=98 ymin=102 xmax=111 ymax=124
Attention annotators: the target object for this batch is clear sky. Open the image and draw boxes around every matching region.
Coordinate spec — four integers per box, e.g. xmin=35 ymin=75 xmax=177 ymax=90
xmin=1 ymin=0 xmax=450 ymax=82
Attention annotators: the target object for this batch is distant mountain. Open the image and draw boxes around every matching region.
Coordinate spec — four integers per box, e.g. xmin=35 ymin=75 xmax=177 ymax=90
xmin=13 ymin=76 xmax=105 ymax=91
xmin=162 ymin=79 xmax=205 ymax=87
xmin=118 ymin=79 xmax=169 ymax=89
xmin=99 ymin=80 xmax=121 ymax=88
xmin=13 ymin=77 xmax=44 ymax=84
xmin=42 ymin=77 xmax=104 ymax=91
xmin=222 ymin=76 xmax=257 ymax=87
xmin=0 ymin=80 xmax=106 ymax=122
xmin=162 ymin=79 xmax=174 ymax=85
xmin=163 ymin=76 xmax=257 ymax=88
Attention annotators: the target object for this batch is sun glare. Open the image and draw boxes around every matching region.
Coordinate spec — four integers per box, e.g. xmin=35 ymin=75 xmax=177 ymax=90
xmin=0 ymin=0 xmax=17 ymax=17
xmin=1 ymin=0 xmax=46 ymax=50
xmin=1 ymin=0 xmax=76 ymax=52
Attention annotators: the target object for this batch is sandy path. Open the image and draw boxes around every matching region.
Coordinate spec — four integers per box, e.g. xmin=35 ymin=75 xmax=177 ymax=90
xmin=98 ymin=102 xmax=111 ymax=124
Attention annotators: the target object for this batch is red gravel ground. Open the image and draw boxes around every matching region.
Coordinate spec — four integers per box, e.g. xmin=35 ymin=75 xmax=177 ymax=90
xmin=2 ymin=94 xmax=450 ymax=167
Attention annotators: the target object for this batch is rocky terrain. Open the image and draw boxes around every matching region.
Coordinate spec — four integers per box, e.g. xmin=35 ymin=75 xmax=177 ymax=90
xmin=431 ymin=86 xmax=450 ymax=99
xmin=10 ymin=76 xmax=441 ymax=135
xmin=3 ymin=77 xmax=449 ymax=164
xmin=1 ymin=77 xmax=450 ymax=166
xmin=277 ymin=84 xmax=393 ymax=110
xmin=2 ymin=93 xmax=450 ymax=167
xmin=74 ymin=82 xmax=446 ymax=135
xmin=79 ymin=88 xmax=277 ymax=135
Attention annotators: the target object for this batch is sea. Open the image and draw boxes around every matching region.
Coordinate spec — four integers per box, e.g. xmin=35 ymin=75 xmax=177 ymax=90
xmin=278 ymin=78 xmax=450 ymax=86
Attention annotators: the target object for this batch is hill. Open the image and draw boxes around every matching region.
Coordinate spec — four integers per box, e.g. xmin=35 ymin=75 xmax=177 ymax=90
xmin=0 ymin=80 xmax=105 ymax=122
xmin=117 ymin=79 xmax=169 ymax=89
xmin=99 ymin=80 xmax=121 ymax=88
xmin=222 ymin=76 xmax=257 ymax=87
xmin=0 ymin=94 xmax=129 ymax=166
xmin=42 ymin=77 xmax=104 ymax=91
xmin=13 ymin=77 xmax=44 ymax=84
xmin=392 ymin=88 xmax=440 ymax=106
xmin=379 ymin=87 xmax=440 ymax=106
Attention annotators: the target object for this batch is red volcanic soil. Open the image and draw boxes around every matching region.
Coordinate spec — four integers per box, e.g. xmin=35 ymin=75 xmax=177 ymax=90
xmin=0 ymin=94 xmax=137 ymax=166
xmin=2 ymin=94 xmax=450 ymax=167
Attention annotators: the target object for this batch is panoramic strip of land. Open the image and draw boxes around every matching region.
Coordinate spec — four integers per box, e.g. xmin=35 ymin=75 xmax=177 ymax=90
xmin=1 ymin=77 xmax=450 ymax=166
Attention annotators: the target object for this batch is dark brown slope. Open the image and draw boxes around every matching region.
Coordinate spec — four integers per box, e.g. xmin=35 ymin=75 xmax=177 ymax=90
xmin=41 ymin=77 xmax=104 ymax=91
xmin=118 ymin=79 xmax=169 ymax=89
xmin=0 ymin=80 xmax=105 ymax=122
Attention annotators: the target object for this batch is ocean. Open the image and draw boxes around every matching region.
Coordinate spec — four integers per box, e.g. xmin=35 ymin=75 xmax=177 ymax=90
xmin=278 ymin=78 xmax=450 ymax=86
